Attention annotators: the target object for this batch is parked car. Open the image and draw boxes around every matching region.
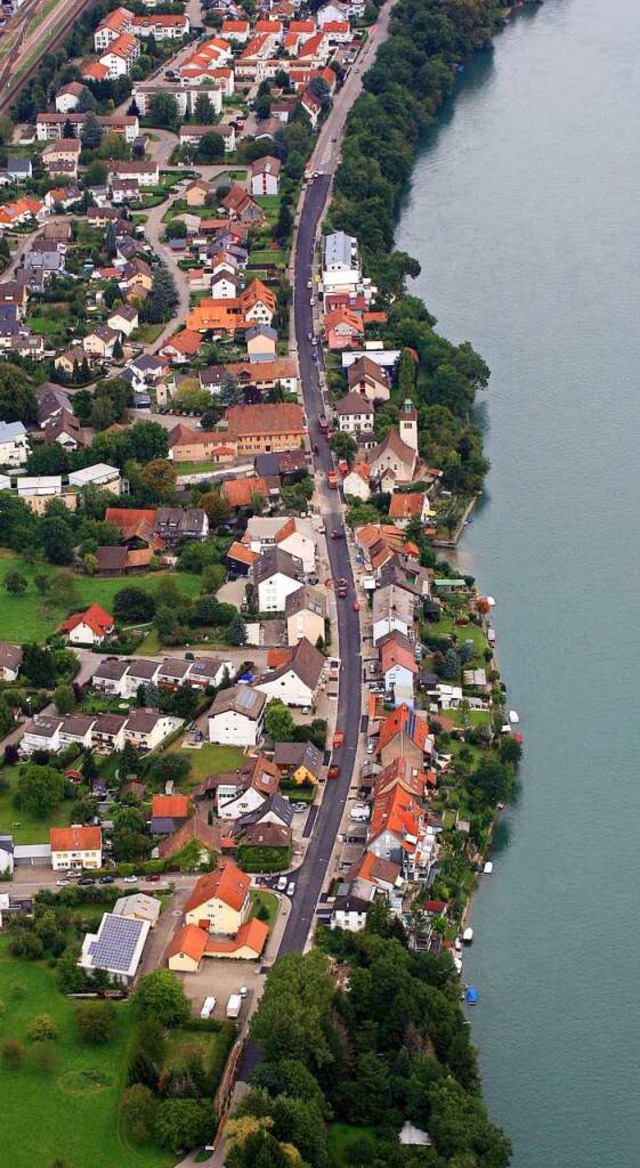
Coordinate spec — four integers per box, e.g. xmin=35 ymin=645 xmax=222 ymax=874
xmin=239 ymin=985 xmax=249 ymax=999
xmin=145 ymin=874 xmax=160 ymax=883
xmin=276 ymin=876 xmax=287 ymax=891
xmin=200 ymin=996 xmax=216 ymax=1019
xmin=56 ymin=879 xmax=70 ymax=887
xmin=123 ymin=874 xmax=138 ymax=884
xmin=78 ymin=877 xmax=95 ymax=886
xmin=99 ymin=875 xmax=115 ymax=884
xmin=328 ymin=764 xmax=341 ymax=780
xmin=287 ymin=882 xmax=295 ymax=897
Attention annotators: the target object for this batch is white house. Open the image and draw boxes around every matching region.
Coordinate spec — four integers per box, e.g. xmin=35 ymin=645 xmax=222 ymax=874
xmin=253 ymin=546 xmax=304 ymax=613
xmin=246 ymin=517 xmax=317 ymax=575
xmin=0 ymin=836 xmax=14 ymax=876
xmin=91 ymin=713 xmax=127 ymax=753
xmin=342 ymin=464 xmax=371 ymax=500
xmin=372 ymin=585 xmax=415 ymax=646
xmin=0 ymin=642 xmax=22 ymax=681
xmin=21 ymin=716 xmax=63 ymax=755
xmin=322 ymin=230 xmax=361 ymax=296
xmin=208 ymin=686 xmax=267 ymax=747
xmin=379 ymin=632 xmax=418 ymax=706
xmin=50 ymin=825 xmax=102 ymax=871
xmin=58 ymin=714 xmax=96 ymax=750
xmin=92 ymin=658 xmax=131 ymax=696
xmin=317 ymin=2 xmax=349 ymax=25
xmin=123 ymin=711 xmax=181 ymax=751
xmin=250 ymin=155 xmax=281 ymax=197
xmin=0 ymin=420 xmax=28 ymax=466
xmin=218 ymin=784 xmax=265 ymax=821
xmin=108 ymin=304 xmax=138 ymax=336
xmin=255 ymin=638 xmax=324 ymax=709
xmin=121 ymin=658 xmax=161 ymax=698
xmin=59 ymin=603 xmax=114 ymax=646
xmin=334 ymin=390 xmax=375 ymax=434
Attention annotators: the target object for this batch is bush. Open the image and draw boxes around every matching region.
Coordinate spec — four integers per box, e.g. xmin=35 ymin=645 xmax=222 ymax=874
xmin=1 ymin=1038 xmax=24 ymax=1068
xmin=155 ymin=1098 xmax=212 ymax=1155
xmin=75 ymin=1000 xmax=117 ymax=1044
xmin=27 ymin=1014 xmax=59 ymax=1042
xmin=119 ymin=1084 xmax=158 ymax=1144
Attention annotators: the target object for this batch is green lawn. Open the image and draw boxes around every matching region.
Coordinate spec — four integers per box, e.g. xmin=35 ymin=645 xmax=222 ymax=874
xmin=173 ymin=460 xmax=222 ymax=476
xmin=130 ymin=323 xmax=164 ymax=344
xmin=0 ymin=936 xmax=172 ymax=1168
xmin=0 ymin=554 xmax=203 ymax=642
xmin=168 ymin=741 xmax=245 ymax=784
xmin=249 ymin=889 xmax=279 ymax=932
xmin=0 ymin=765 xmax=73 ymax=845
xmin=250 ymin=249 xmax=286 ymax=266
xmin=434 ymin=616 xmax=488 ymax=661
xmin=327 ymin=1123 xmax=378 ymax=1166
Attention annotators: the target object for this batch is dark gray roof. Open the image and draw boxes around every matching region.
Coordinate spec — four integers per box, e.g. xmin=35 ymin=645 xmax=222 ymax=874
xmin=209 ymin=685 xmax=266 ymax=721
xmin=284 ymin=585 xmax=325 ymax=620
xmin=93 ymin=658 xmax=130 ymax=682
xmin=272 ymin=740 xmax=323 ymax=776
xmin=253 ymin=546 xmax=302 ymax=586
xmin=262 ymin=637 xmax=324 ymax=692
xmin=236 ymin=792 xmax=293 ymax=830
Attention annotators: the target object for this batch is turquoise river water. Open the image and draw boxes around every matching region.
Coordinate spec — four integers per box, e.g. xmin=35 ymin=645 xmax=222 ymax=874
xmin=397 ymin=1 xmax=640 ymax=1164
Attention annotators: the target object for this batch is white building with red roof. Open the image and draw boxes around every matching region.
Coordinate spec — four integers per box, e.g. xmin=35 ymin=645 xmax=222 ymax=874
xmin=59 ymin=604 xmax=114 ymax=646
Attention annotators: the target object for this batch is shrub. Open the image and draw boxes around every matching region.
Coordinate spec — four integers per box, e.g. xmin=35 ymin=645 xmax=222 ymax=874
xmin=27 ymin=1014 xmax=59 ymax=1042
xmin=119 ymin=1084 xmax=158 ymax=1144
xmin=1 ymin=1038 xmax=24 ymax=1068
xmin=75 ymin=1000 xmax=117 ymax=1044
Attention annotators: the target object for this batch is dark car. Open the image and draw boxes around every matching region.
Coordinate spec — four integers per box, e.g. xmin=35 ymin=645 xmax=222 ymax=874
xmin=99 ymin=875 xmax=115 ymax=885
xmin=145 ymin=874 xmax=160 ymax=883
xmin=78 ymin=877 xmax=95 ymax=886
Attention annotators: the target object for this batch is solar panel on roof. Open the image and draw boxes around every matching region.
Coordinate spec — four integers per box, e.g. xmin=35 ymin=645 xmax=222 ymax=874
xmin=237 ymin=686 xmax=256 ymax=709
xmin=87 ymin=914 xmax=146 ymax=973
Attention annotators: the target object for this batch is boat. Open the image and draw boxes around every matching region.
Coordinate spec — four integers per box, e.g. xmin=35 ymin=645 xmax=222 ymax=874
xmin=454 ymin=937 xmax=462 ymax=952
xmin=486 ymin=595 xmax=496 ymax=606
xmin=462 ymin=927 xmax=474 ymax=944
xmin=483 ymin=861 xmax=493 ymax=875
xmin=453 ymin=956 xmax=463 ymax=973
xmin=465 ymin=986 xmax=479 ymax=1005
xmin=508 ymin=709 xmax=520 ymax=724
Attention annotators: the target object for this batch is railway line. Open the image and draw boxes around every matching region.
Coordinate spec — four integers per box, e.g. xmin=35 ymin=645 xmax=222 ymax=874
xmin=0 ymin=0 xmax=94 ymax=114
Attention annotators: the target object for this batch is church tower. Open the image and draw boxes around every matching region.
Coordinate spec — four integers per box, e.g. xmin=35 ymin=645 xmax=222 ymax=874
xmin=399 ymin=398 xmax=418 ymax=453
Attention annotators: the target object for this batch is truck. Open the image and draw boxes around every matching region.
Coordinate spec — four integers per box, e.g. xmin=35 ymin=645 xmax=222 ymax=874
xmin=327 ymin=470 xmax=338 ymax=490
xmin=226 ymin=994 xmax=242 ymax=1019
xmin=318 ymin=415 xmax=328 ymax=434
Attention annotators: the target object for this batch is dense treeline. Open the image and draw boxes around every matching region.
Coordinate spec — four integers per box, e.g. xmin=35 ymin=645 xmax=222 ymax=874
xmin=227 ymin=911 xmax=511 ymax=1167
xmin=328 ymin=0 xmax=508 ymax=494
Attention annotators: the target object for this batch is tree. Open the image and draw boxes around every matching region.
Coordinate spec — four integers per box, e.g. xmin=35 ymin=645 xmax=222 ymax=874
xmin=120 ymin=739 xmax=140 ymax=778
xmin=114 ymin=587 xmax=156 ymax=624
xmin=195 ymin=131 xmax=225 ymax=163
xmin=250 ymin=951 xmax=335 ymax=1070
xmin=149 ymin=92 xmax=178 ymax=130
xmin=227 ymin=612 xmax=247 ymax=646
xmin=265 ymin=702 xmax=294 ymax=742
xmin=21 ymin=644 xmax=56 ymax=688
xmin=0 ymin=363 xmax=37 ymax=423
xmin=469 ymin=760 xmax=515 ymax=806
xmin=146 ymin=753 xmax=191 ymax=788
xmin=1 ymin=1038 xmax=24 ymax=1069
xmin=27 ymin=1014 xmax=59 ymax=1042
xmin=4 ymin=569 xmax=27 ymax=595
xmin=165 ymin=218 xmax=188 ymax=241
xmin=119 ymin=1084 xmax=157 ymax=1144
xmin=255 ymin=94 xmax=272 ymax=120
xmin=199 ymin=491 xmax=231 ymax=525
xmin=75 ymin=1001 xmax=117 ymax=1044
xmin=138 ymin=458 xmax=176 ymax=501
xmin=113 ymin=336 xmax=124 ymax=361
xmin=17 ymin=765 xmax=66 ymax=816
xmin=80 ymin=111 xmax=103 ymax=149
xmin=41 ymin=517 xmax=75 ymax=565
xmin=133 ymin=971 xmax=191 ymax=1028
xmin=142 ymin=266 xmax=178 ymax=325
xmin=53 ymin=684 xmax=75 ymax=715
xmin=155 ymin=1099 xmax=211 ymax=1155
xmin=193 ymin=92 xmax=215 ymax=124
xmin=329 ymin=432 xmax=357 ymax=466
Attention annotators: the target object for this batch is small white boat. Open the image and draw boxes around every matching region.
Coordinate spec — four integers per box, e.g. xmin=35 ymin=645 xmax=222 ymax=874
xmin=453 ymin=956 xmax=463 ymax=973
xmin=486 ymin=595 xmax=496 ymax=607
xmin=508 ymin=710 xmax=520 ymax=724
xmin=462 ymin=927 xmax=474 ymax=944
xmin=454 ymin=937 xmax=462 ymax=952
xmin=483 ymin=861 xmax=493 ymax=875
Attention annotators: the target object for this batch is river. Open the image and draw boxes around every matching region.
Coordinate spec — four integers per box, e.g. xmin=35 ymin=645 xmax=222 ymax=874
xmin=396 ymin=2 xmax=640 ymax=1165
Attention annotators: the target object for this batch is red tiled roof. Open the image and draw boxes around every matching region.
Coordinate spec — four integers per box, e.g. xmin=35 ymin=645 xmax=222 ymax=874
xmin=204 ymin=917 xmax=268 ymax=956
xmin=221 ymin=477 xmax=269 ymax=508
xmin=59 ymin=603 xmax=113 ymax=637
xmin=151 ymin=794 xmax=190 ymax=820
xmin=227 ymin=540 xmax=258 ymax=566
xmin=168 ymin=923 xmax=208 ymax=963
xmin=184 ymin=859 xmax=249 ymax=914
xmin=378 ymin=704 xmax=427 ymax=753
xmin=50 ymin=825 xmax=101 ymax=852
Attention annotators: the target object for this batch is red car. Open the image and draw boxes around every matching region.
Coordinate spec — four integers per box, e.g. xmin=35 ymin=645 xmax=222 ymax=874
xmin=352 ymin=601 xmax=360 ymax=611
xmin=328 ymin=765 xmax=341 ymax=780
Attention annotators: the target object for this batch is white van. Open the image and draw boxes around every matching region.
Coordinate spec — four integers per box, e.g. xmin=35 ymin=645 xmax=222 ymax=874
xmin=200 ymin=996 xmax=216 ymax=1019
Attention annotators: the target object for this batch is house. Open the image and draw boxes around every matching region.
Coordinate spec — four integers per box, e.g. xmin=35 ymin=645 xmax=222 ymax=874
xmin=334 ymin=390 xmax=375 ymax=432
xmin=245 ymin=516 xmax=317 ymax=573
xmin=94 ymin=546 xmax=153 ymax=576
xmin=92 ymin=658 xmax=131 ymax=696
xmin=158 ymin=810 xmax=220 ymax=864
xmin=330 ymin=882 xmax=376 ymax=931
xmin=273 ymin=741 xmax=323 ymax=785
xmin=94 ymin=5 xmax=133 ymax=51
xmin=150 ymin=793 xmax=190 ymax=836
xmin=324 ymin=307 xmax=364 ymax=351
xmin=98 ymin=32 xmax=141 ymax=78
xmin=50 ymin=825 xmax=102 ymax=871
xmin=157 ymin=658 xmax=191 ymax=689
xmin=255 ymin=637 xmax=325 ymax=708
xmin=43 ymin=409 xmax=85 ymax=452
xmin=159 ymin=329 xmax=202 ymax=363
xmin=154 ymin=507 xmax=209 ymax=545
xmin=220 ymin=18 xmax=250 ymax=41
xmin=372 ymin=584 xmax=415 ymax=645
xmin=167 ymin=923 xmax=209 ymax=972
xmin=348 ymin=354 xmax=390 ymax=402
xmin=42 ymin=138 xmax=80 ymax=177
xmin=231 ymin=793 xmax=293 ymax=837
xmin=250 ymin=155 xmax=281 ymax=196
xmin=186 ymin=657 xmax=230 ymax=690
xmin=112 ymin=893 xmax=161 ymax=927
xmin=245 ymin=323 xmax=278 ymax=362
xmin=109 ymin=159 xmax=159 ymax=187
xmin=285 ymin=585 xmax=326 ymax=647
xmin=187 ymin=278 xmax=275 ymax=333
xmin=367 ymin=428 xmax=418 ymax=486
xmin=185 ymin=177 xmax=211 ymax=207
xmin=59 ymin=603 xmax=114 ymax=646
xmin=301 ymin=89 xmax=323 ymax=128
xmin=121 ymin=658 xmax=161 ymax=698
xmin=0 ymin=643 xmax=22 ymax=681
xmin=208 ymin=685 xmax=267 ymax=747
xmin=79 ymin=913 xmax=150 ymax=985
xmin=388 ymin=492 xmax=431 ymax=527
xmin=131 ymin=13 xmax=190 ymax=39
xmin=0 ymin=835 xmax=14 ymax=876
xmin=83 ymin=324 xmax=119 ymax=360
xmin=225 ymin=402 xmax=306 ymax=455
xmin=342 ymin=462 xmax=371 ymax=500
xmin=168 ymin=423 xmax=237 ymax=466
xmin=222 ymin=183 xmax=263 ymax=223
xmin=58 ymin=714 xmax=96 ymax=750
xmin=377 ymin=703 xmax=432 ymax=770
xmin=217 ymin=778 xmax=267 ymax=822
xmin=184 ymin=859 xmax=250 ymax=934
xmin=203 ymin=917 xmax=269 ymax=960
xmin=123 ymin=710 xmax=180 ymax=751
xmin=54 ymin=81 xmax=89 ymax=112
xmin=91 ymin=712 xmax=127 ymax=753
xmin=379 ymin=631 xmax=418 ymax=706
xmin=21 ymin=716 xmax=63 ymax=755
xmin=0 ymin=420 xmax=28 ymax=466
xmin=108 ymin=304 xmax=138 ymax=336
xmin=322 ymin=230 xmax=360 ymax=295
xmin=254 ymin=546 xmax=304 ymax=612
xmin=229 ymin=357 xmax=299 ymax=396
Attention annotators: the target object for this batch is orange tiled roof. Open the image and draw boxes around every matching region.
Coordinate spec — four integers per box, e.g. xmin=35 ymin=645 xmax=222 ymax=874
xmin=388 ymin=492 xmax=425 ymax=521
xmin=50 ymin=825 xmax=101 ymax=852
xmin=378 ymin=703 xmax=429 ymax=753
xmin=184 ymin=859 xmax=249 ymax=914
xmin=59 ymin=603 xmax=113 ymax=637
xmin=168 ymin=923 xmax=208 ymax=963
xmin=151 ymin=794 xmax=190 ymax=820
xmin=204 ymin=917 xmax=268 ymax=956
xmin=221 ymin=477 xmax=269 ymax=508
xmin=227 ymin=540 xmax=258 ymax=566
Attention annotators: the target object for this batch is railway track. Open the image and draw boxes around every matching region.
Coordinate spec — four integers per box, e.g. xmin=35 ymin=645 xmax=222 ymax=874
xmin=0 ymin=0 xmax=95 ymax=114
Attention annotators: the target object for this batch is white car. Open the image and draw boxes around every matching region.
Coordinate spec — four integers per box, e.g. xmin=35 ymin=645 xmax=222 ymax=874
xmin=239 ymin=986 xmax=249 ymax=999
xmin=277 ymin=876 xmax=287 ymax=891
xmin=200 ymin=995 xmax=216 ymax=1019
xmin=287 ymin=882 xmax=295 ymax=897
xmin=56 ymin=879 xmax=70 ymax=887
xmin=123 ymin=874 xmax=138 ymax=884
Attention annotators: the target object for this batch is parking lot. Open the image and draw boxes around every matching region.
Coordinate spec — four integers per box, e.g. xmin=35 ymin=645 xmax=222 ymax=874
xmin=179 ymin=956 xmax=265 ymax=1023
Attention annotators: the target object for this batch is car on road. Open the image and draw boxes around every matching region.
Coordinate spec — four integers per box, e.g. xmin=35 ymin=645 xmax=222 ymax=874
xmin=239 ymin=985 xmax=249 ymax=999
xmin=78 ymin=877 xmax=95 ymax=886
xmin=56 ymin=879 xmax=70 ymax=887
xmin=287 ymin=882 xmax=295 ymax=897
xmin=367 ymin=738 xmax=376 ymax=754
xmin=352 ymin=601 xmax=361 ymax=611
xmin=307 ymin=280 xmax=313 ymax=289
xmin=330 ymin=529 xmax=344 ymax=539
xmin=277 ymin=876 xmax=288 ymax=891
xmin=99 ymin=875 xmax=115 ymax=884
xmin=328 ymin=764 xmax=341 ymax=780
xmin=309 ymin=297 xmax=315 ymax=306
xmin=307 ymin=332 xmax=313 ymax=341
xmin=123 ymin=875 xmax=138 ymax=884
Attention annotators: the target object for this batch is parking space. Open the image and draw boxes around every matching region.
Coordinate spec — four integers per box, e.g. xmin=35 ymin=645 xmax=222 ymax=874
xmin=180 ymin=959 xmax=264 ymax=1023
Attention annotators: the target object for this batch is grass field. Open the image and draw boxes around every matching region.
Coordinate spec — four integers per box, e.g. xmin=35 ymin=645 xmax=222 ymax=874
xmin=0 ymin=554 xmax=203 ymax=642
xmin=0 ymin=765 xmax=73 ymax=845
xmin=249 ymin=890 xmax=279 ymax=932
xmin=0 ymin=936 xmax=172 ymax=1168
xmin=168 ymin=741 xmax=245 ymax=784
xmin=173 ymin=460 xmax=222 ymax=476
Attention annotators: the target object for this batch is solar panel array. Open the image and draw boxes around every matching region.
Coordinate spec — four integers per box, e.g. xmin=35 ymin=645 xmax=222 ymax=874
xmin=88 ymin=914 xmax=145 ymax=973
xmin=237 ymin=686 xmax=258 ymax=710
